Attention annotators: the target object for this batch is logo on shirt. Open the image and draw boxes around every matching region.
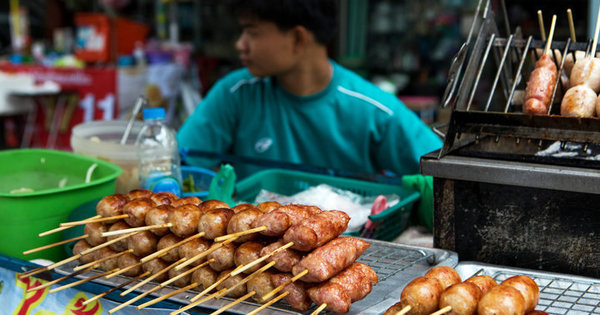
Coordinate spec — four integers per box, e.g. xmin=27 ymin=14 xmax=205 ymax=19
xmin=255 ymin=137 xmax=273 ymax=153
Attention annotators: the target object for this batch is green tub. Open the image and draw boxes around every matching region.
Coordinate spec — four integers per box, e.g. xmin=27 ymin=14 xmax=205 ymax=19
xmin=0 ymin=149 xmax=121 ymax=262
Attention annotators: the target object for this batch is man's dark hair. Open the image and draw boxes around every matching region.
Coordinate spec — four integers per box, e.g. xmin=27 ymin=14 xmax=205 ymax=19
xmin=230 ymin=0 xmax=338 ymax=46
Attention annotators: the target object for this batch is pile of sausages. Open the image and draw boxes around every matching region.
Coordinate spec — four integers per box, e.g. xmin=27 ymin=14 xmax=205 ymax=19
xmin=524 ymin=49 xmax=600 ymax=118
xmin=383 ymin=266 xmax=546 ymax=315
xmin=72 ymin=189 xmax=378 ymax=313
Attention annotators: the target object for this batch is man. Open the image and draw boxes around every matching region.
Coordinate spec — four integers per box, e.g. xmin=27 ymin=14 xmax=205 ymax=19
xmin=177 ymin=0 xmax=442 ymax=228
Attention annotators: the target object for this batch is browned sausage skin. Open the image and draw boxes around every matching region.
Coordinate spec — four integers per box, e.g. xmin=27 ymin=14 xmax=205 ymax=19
xmin=256 ymin=201 xmax=282 ymax=213
xmin=465 ymin=274 xmax=497 ymax=295
xmin=191 ymin=265 xmax=217 ymax=292
xmin=227 ymin=208 xmax=263 ymax=243
xmin=117 ymin=252 xmax=142 ymax=277
xmin=478 ymin=284 xmax=526 ymax=315
xmin=271 ymin=273 xmax=313 ymax=311
xmin=215 ymin=269 xmax=246 ymax=298
xmin=151 ymin=192 xmax=178 ymax=205
xmin=502 ymin=275 xmax=540 ymax=313
xmin=84 ymin=222 xmax=108 ymax=246
xmin=283 ymin=210 xmax=350 ymax=251
xmin=157 ymin=233 xmax=183 ymax=262
xmin=261 ymin=240 xmax=302 ymax=273
xmin=252 ymin=204 xmax=321 ymax=237
xmin=198 ymin=199 xmax=230 ymax=212
xmin=171 ymin=196 xmax=202 ymax=207
xmin=145 ymin=205 xmax=174 ymax=236
xmin=73 ymin=239 xmax=94 ymax=264
xmin=123 ymin=198 xmax=156 ymax=227
xmin=438 ymin=282 xmax=482 ymax=315
xmin=168 ymin=204 xmax=203 ymax=238
xmin=424 ymin=266 xmax=461 ymax=291
xmin=198 ymin=208 xmax=234 ymax=239
xmin=127 ymin=230 xmax=157 ymax=257
xmin=177 ymin=238 xmax=211 ymax=265
xmin=96 ymin=194 xmax=129 ymax=222
xmin=142 ymin=258 xmax=170 ymax=282
xmin=399 ymin=276 xmax=443 ymax=315
xmin=107 ymin=221 xmax=132 ymax=252
xmin=127 ymin=189 xmax=153 ymax=200
xmin=207 ymin=242 xmax=236 ymax=272
xmin=234 ymin=241 xmax=265 ymax=274
xmin=524 ymin=54 xmax=557 ymax=114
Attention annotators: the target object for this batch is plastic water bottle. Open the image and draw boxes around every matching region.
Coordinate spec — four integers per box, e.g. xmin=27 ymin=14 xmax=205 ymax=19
xmin=135 ymin=108 xmax=182 ymax=196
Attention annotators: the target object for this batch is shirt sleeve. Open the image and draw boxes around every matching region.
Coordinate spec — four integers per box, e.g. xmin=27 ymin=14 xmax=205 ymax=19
xmin=373 ymin=101 xmax=442 ymax=176
xmin=177 ymin=77 xmax=239 ymax=168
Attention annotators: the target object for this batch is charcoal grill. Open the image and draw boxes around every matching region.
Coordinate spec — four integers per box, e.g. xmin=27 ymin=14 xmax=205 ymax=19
xmin=422 ymin=0 xmax=600 ymax=278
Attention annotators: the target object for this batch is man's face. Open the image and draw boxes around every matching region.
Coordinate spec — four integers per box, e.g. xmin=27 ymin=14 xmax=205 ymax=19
xmin=235 ymin=17 xmax=298 ymax=77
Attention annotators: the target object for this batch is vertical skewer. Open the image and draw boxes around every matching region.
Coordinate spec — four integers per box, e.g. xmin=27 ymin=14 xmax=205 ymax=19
xmin=567 ymin=9 xmax=576 ymax=42
xmin=537 ymin=10 xmax=546 ymax=41
xmin=591 ymin=5 xmax=600 ymax=57
xmin=543 ymin=15 xmax=557 ymax=56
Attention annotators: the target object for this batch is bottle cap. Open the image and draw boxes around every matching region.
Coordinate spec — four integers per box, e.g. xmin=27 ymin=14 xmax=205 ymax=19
xmin=143 ymin=108 xmax=166 ymax=120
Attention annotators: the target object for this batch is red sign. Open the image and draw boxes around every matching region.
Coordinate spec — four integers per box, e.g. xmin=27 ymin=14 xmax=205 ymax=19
xmin=0 ymin=64 xmax=118 ymax=150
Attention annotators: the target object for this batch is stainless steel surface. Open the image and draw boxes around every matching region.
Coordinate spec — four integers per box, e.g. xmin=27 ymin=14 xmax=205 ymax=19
xmin=421 ymin=153 xmax=600 ymax=194
xmin=55 ymin=239 xmax=457 ymax=315
xmin=456 ymin=261 xmax=600 ymax=314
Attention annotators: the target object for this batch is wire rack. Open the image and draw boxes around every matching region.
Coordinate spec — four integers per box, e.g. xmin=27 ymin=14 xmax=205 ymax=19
xmin=457 ymin=261 xmax=600 ymax=315
xmin=357 ymin=240 xmax=433 ymax=282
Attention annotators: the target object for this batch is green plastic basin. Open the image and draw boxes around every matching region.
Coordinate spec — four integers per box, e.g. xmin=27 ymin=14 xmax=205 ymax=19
xmin=0 ymin=149 xmax=121 ymax=262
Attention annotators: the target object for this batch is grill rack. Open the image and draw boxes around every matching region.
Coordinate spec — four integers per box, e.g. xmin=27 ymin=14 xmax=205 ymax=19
xmin=440 ymin=0 xmax=600 ymax=161
xmin=54 ymin=239 xmax=456 ymax=314
xmin=456 ymin=261 xmax=600 ymax=315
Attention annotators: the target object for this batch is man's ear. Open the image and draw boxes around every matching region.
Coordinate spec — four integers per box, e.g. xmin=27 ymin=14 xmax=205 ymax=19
xmin=292 ymin=25 xmax=312 ymax=52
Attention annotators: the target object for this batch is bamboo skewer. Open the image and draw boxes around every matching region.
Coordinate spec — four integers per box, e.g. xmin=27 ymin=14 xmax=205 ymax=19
xmin=230 ymin=242 xmax=293 ymax=277
xmin=26 ymin=262 xmax=100 ymax=292
xmin=83 ymin=271 xmax=150 ymax=305
xmin=311 ymin=303 xmax=328 ymax=315
xmin=214 ymin=226 xmax=267 ymax=242
xmin=261 ymin=269 xmax=309 ymax=302
xmin=80 ymin=231 xmax=137 ymax=255
xmin=567 ymin=9 xmax=576 ymax=42
xmin=73 ymin=249 xmax=132 ymax=271
xmin=537 ymin=10 xmax=546 ymax=41
xmin=109 ymin=283 xmax=164 ymax=314
xmin=120 ymin=258 xmax=186 ymax=296
xmin=591 ymin=6 xmax=600 ymax=57
xmin=59 ymin=215 xmax=102 ymax=227
xmin=210 ymin=291 xmax=256 ymax=315
xmin=23 ymin=234 xmax=89 ymax=255
xmin=137 ymin=282 xmax=199 ymax=310
xmin=189 ymin=270 xmax=234 ymax=302
xmin=19 ymin=254 xmax=82 ymax=279
xmin=395 ymin=305 xmax=412 ymax=315
xmin=49 ymin=268 xmax=118 ymax=294
xmin=430 ymin=306 xmax=452 ymax=315
xmin=170 ymin=288 xmax=227 ymax=315
xmin=543 ymin=15 xmax=557 ymax=56
xmin=216 ymin=261 xmax=277 ymax=299
xmin=175 ymin=236 xmax=238 ymax=271
xmin=246 ymin=291 xmax=290 ymax=315
xmin=141 ymin=232 xmax=205 ymax=263
xmin=101 ymin=223 xmax=172 ymax=237
xmin=159 ymin=259 xmax=215 ymax=288
xmin=38 ymin=225 xmax=77 ymax=237
xmin=104 ymin=260 xmax=145 ymax=279
xmin=38 ymin=214 xmax=128 ymax=237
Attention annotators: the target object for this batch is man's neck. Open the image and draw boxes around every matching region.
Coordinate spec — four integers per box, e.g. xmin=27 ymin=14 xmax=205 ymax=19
xmin=276 ymin=51 xmax=333 ymax=96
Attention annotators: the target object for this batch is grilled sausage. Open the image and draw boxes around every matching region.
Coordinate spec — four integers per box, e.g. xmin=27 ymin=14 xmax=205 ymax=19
xmin=438 ymin=282 xmax=482 ymax=315
xmin=157 ymin=234 xmax=183 ymax=262
xmin=253 ymin=204 xmax=322 ymax=237
xmin=198 ymin=200 xmax=230 ymax=212
xmin=151 ymin=192 xmax=178 ymax=205
xmin=168 ymin=264 xmax=191 ymax=287
xmin=207 ymin=242 xmax=236 ymax=272
xmin=127 ymin=230 xmax=157 ymax=257
xmin=231 ymin=203 xmax=258 ymax=213
xmin=524 ymin=54 xmax=557 ymax=114
xmin=271 ymin=273 xmax=312 ymax=311
xmin=96 ymin=194 xmax=129 ymax=223
xmin=398 ymin=276 xmax=443 ymax=315
xmin=293 ymin=237 xmax=370 ymax=283
xmin=307 ymin=262 xmax=378 ymax=313
xmin=570 ymin=56 xmax=600 ymax=92
xmin=94 ymin=247 xmax=119 ymax=271
xmin=256 ymin=201 xmax=282 ymax=213
xmin=227 ymin=208 xmax=263 ymax=242
xmin=127 ymin=189 xmax=153 ymax=200
xmin=123 ymin=197 xmax=156 ymax=227
xmin=171 ymin=196 xmax=202 ymax=207
xmin=73 ymin=239 xmax=94 ymax=264
xmin=84 ymin=222 xmax=108 ymax=246
xmin=502 ymin=275 xmax=540 ymax=313
xmin=477 ymin=284 xmax=526 ymax=315
xmin=177 ymin=238 xmax=211 ymax=266
xmin=145 ymin=205 xmax=174 ymax=236
xmin=234 ymin=241 xmax=264 ymax=274
xmin=117 ymin=252 xmax=142 ymax=277
xmin=169 ymin=204 xmax=203 ymax=238
xmin=465 ymin=275 xmax=497 ymax=295
xmin=283 ymin=210 xmax=350 ymax=251
xmin=142 ymin=258 xmax=169 ymax=282
xmin=261 ymin=240 xmax=302 ymax=273
xmin=107 ymin=221 xmax=131 ymax=252
xmin=216 ymin=270 xmax=246 ymax=298
xmin=246 ymin=271 xmax=276 ymax=302
xmin=424 ymin=266 xmax=461 ymax=291
xmin=561 ymin=84 xmax=596 ymax=117
xmin=198 ymin=208 xmax=234 ymax=239
xmin=384 ymin=302 xmax=405 ymax=315
xmin=191 ymin=266 xmax=217 ymax=292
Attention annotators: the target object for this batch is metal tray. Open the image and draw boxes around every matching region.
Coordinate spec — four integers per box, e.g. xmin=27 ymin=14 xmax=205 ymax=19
xmin=55 ymin=239 xmax=457 ymax=314
xmin=455 ymin=261 xmax=600 ymax=315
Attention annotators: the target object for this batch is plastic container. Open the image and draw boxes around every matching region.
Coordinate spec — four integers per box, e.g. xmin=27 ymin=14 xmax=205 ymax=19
xmin=135 ymin=108 xmax=182 ymax=196
xmin=235 ymin=169 xmax=420 ymax=241
xmin=71 ymin=120 xmax=143 ymax=194
xmin=181 ymin=166 xmax=215 ymax=199
xmin=0 ymin=149 xmax=121 ymax=261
